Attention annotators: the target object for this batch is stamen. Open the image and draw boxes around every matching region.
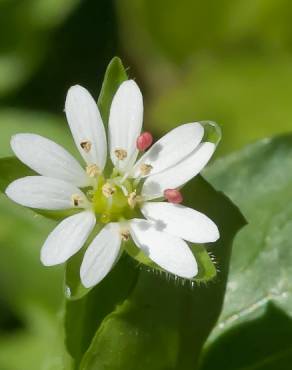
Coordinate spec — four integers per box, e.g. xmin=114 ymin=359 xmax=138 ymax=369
xmin=86 ymin=164 xmax=101 ymax=177
xmin=164 ymin=189 xmax=183 ymax=204
xmin=136 ymin=132 xmax=153 ymax=151
xmin=114 ymin=148 xmax=127 ymax=161
xmin=127 ymin=191 xmax=137 ymax=209
xmin=120 ymin=229 xmax=130 ymax=241
xmin=80 ymin=140 xmax=92 ymax=153
xmin=139 ymin=163 xmax=153 ymax=176
xmin=102 ymin=183 xmax=116 ymax=198
xmin=71 ymin=194 xmax=83 ymax=207
xmin=127 ymin=191 xmax=143 ymax=208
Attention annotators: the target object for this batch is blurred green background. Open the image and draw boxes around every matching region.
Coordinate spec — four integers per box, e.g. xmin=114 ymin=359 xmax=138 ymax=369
xmin=1 ymin=0 xmax=292 ymax=369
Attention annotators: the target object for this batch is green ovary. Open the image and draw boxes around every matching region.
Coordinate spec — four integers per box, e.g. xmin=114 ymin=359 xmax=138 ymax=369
xmin=92 ymin=179 xmax=137 ymax=223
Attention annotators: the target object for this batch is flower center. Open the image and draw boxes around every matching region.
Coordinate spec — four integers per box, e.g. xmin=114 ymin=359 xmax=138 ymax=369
xmin=91 ymin=177 xmax=140 ymax=223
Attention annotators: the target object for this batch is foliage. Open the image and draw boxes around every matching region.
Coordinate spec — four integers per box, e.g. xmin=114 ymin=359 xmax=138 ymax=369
xmin=0 ymin=0 xmax=292 ymax=369
xmin=200 ymin=135 xmax=292 ymax=370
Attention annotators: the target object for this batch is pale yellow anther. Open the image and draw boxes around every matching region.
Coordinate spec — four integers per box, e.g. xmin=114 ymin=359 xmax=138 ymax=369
xmin=127 ymin=192 xmax=143 ymax=209
xmin=102 ymin=183 xmax=116 ymax=198
xmin=139 ymin=163 xmax=153 ymax=176
xmin=120 ymin=229 xmax=130 ymax=241
xmin=71 ymin=194 xmax=83 ymax=207
xmin=114 ymin=148 xmax=127 ymax=161
xmin=80 ymin=140 xmax=92 ymax=153
xmin=127 ymin=191 xmax=137 ymax=209
xmin=86 ymin=164 xmax=101 ymax=177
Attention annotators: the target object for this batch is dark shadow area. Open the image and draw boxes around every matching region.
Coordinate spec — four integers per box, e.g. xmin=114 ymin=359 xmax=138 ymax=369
xmin=0 ymin=299 xmax=23 ymax=333
xmin=200 ymin=303 xmax=292 ymax=370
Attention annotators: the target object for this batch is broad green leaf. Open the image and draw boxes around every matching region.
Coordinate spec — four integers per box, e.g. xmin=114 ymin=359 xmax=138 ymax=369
xmin=97 ymin=56 xmax=128 ymax=127
xmin=79 ymin=176 xmax=245 ymax=370
xmin=65 ymin=255 xmax=138 ymax=369
xmin=199 ymin=135 xmax=292 ymax=370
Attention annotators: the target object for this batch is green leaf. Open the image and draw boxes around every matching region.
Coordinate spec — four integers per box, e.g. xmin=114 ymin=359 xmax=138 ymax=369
xmin=65 ymin=255 xmax=139 ymax=369
xmin=199 ymin=135 xmax=292 ymax=370
xmin=97 ymin=57 xmax=128 ymax=126
xmin=78 ymin=176 xmax=245 ymax=370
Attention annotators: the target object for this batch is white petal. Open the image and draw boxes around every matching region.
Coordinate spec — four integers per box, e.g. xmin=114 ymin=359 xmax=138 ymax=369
xmin=132 ymin=122 xmax=204 ymax=178
xmin=129 ymin=219 xmax=197 ymax=279
xmin=41 ymin=211 xmax=96 ymax=266
xmin=11 ymin=133 xmax=89 ymax=187
xmin=141 ymin=202 xmax=219 ymax=243
xmin=5 ymin=176 xmax=89 ymax=210
xmin=142 ymin=142 xmax=215 ymax=199
xmin=65 ymin=85 xmax=107 ymax=169
xmin=109 ymin=80 xmax=143 ymax=171
xmin=80 ymin=223 xmax=121 ymax=288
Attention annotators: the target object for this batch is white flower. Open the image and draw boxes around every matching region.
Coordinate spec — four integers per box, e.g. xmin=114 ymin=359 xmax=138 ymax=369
xmin=5 ymin=80 xmax=219 ymax=288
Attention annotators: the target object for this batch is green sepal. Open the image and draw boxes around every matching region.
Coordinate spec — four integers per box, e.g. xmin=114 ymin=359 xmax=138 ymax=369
xmin=191 ymin=244 xmax=217 ymax=283
xmin=97 ymin=56 xmax=128 ymax=127
xmin=124 ymin=238 xmax=217 ymax=283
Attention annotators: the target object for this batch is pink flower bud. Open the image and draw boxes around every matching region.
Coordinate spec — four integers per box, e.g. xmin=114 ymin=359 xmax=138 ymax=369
xmin=164 ymin=189 xmax=183 ymax=204
xmin=136 ymin=132 xmax=153 ymax=151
